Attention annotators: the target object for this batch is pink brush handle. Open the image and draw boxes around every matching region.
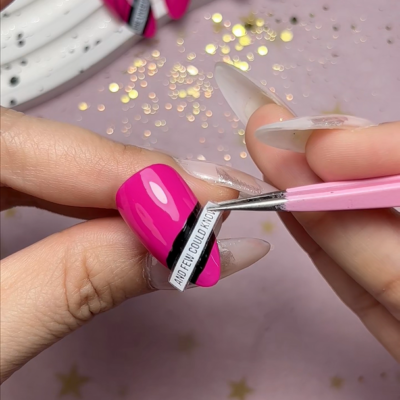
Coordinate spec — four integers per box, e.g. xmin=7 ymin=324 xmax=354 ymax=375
xmin=286 ymin=175 xmax=400 ymax=211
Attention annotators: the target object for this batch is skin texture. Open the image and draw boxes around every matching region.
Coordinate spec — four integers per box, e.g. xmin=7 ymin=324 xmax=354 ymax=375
xmin=246 ymin=104 xmax=400 ymax=362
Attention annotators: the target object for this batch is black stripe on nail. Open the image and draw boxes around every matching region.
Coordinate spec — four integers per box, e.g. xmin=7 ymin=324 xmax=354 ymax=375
xmin=166 ymin=202 xmax=201 ymax=271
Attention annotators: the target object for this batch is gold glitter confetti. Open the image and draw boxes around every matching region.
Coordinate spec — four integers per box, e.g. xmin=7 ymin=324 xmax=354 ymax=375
xmin=148 ymin=63 xmax=157 ymax=71
xmin=129 ymin=90 xmax=138 ymax=99
xmin=256 ymin=18 xmax=264 ymax=27
xmin=120 ymin=95 xmax=130 ymax=104
xmin=165 ymin=103 xmax=172 ymax=110
xmin=222 ymin=34 xmax=232 ymax=43
xmin=187 ymin=65 xmax=199 ymax=76
xmin=155 ymin=120 xmax=161 ymax=127
xmin=235 ymin=44 xmax=244 ymax=51
xmin=257 ymin=45 xmax=268 ymax=56
xmin=280 ymin=30 xmax=294 ymax=42
xmin=106 ymin=128 xmax=114 ymax=135
xmin=187 ymin=52 xmax=196 ymax=61
xmin=134 ymin=58 xmax=145 ymax=67
xmin=330 ymin=376 xmax=344 ymax=389
xmin=212 ymin=13 xmax=223 ymax=23
xmin=205 ymin=110 xmax=212 ymax=117
xmin=109 ymin=83 xmax=119 ymax=93
xmin=232 ymin=24 xmax=246 ymax=37
xmin=240 ymin=152 xmax=247 ymax=158
xmin=239 ymin=35 xmax=251 ymax=46
xmin=286 ymin=94 xmax=293 ymax=101
xmin=246 ymin=52 xmax=254 ymax=61
xmin=178 ymin=90 xmax=187 ymax=98
xmin=97 ymin=104 xmax=105 ymax=111
xmin=151 ymin=50 xmax=160 ymax=58
xmin=220 ymin=45 xmax=230 ymax=55
xmin=177 ymin=38 xmax=184 ymax=45
xmin=224 ymin=154 xmax=231 ymax=161
xmin=199 ymin=137 xmax=206 ymax=143
xmin=202 ymin=122 xmax=208 ymax=128
xmin=143 ymin=130 xmax=151 ymax=137
xmin=140 ymin=81 xmax=148 ymax=88
xmin=238 ymin=129 xmax=245 ymax=136
xmin=205 ymin=43 xmax=217 ymax=54
xmin=187 ymin=114 xmax=195 ymax=122
xmin=78 ymin=102 xmax=88 ymax=111
xmin=197 ymin=155 xmax=206 ymax=161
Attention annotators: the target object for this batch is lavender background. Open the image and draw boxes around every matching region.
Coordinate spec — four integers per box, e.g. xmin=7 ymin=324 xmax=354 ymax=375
xmin=1 ymin=0 xmax=400 ymax=399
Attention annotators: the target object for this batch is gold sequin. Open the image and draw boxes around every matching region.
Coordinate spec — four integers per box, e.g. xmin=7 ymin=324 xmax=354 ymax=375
xmin=212 ymin=13 xmax=223 ymax=23
xmin=205 ymin=44 xmax=217 ymax=54
xmin=232 ymin=24 xmax=246 ymax=37
xmin=109 ymin=83 xmax=119 ymax=92
xmin=280 ymin=30 xmax=294 ymax=42
xmin=257 ymin=46 xmax=268 ymax=56
xmin=128 ymin=90 xmax=139 ymax=99
xmin=120 ymin=95 xmax=130 ymax=104
xmin=187 ymin=65 xmax=199 ymax=76
xmin=78 ymin=102 xmax=88 ymax=111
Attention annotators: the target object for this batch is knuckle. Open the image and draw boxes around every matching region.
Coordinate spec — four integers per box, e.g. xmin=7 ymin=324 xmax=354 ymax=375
xmin=61 ymin=230 xmax=116 ymax=324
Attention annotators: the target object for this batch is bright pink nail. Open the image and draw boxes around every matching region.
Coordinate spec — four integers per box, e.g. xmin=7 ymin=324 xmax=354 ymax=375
xmin=165 ymin=0 xmax=190 ymax=19
xmin=116 ymin=164 xmax=220 ymax=287
xmin=103 ymin=0 xmax=157 ymax=38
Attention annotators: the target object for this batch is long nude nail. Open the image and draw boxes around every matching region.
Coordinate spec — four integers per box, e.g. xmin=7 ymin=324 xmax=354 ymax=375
xmin=174 ymin=158 xmax=277 ymax=196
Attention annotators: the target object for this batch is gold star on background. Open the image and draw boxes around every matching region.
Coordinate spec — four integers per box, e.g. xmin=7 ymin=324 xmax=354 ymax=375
xmin=57 ymin=365 xmax=90 ymax=398
xmin=178 ymin=333 xmax=198 ymax=354
xmin=322 ymin=102 xmax=345 ymax=115
xmin=229 ymin=378 xmax=253 ymax=400
xmin=4 ymin=208 xmax=17 ymax=218
xmin=330 ymin=376 xmax=344 ymax=389
xmin=261 ymin=221 xmax=275 ymax=233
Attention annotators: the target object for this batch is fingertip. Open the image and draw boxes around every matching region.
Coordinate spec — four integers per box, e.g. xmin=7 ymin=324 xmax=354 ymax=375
xmin=246 ymin=104 xmax=294 ymax=143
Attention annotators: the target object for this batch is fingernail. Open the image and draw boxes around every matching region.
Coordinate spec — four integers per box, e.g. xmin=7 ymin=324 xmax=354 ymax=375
xmin=146 ymin=238 xmax=271 ymax=290
xmin=174 ymin=158 xmax=277 ymax=196
xmin=165 ymin=0 xmax=190 ymax=19
xmin=103 ymin=0 xmax=157 ymax=38
xmin=116 ymin=164 xmax=221 ymax=288
xmin=255 ymin=115 xmax=376 ymax=153
xmin=214 ymin=62 xmax=295 ymax=125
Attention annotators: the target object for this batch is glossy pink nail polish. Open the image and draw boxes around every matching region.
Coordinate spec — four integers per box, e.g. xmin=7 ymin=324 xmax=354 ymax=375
xmin=165 ymin=0 xmax=190 ymax=19
xmin=116 ymin=164 xmax=220 ymax=287
xmin=103 ymin=0 xmax=156 ymax=38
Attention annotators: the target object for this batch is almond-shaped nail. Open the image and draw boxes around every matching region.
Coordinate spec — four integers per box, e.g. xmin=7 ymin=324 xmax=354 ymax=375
xmin=116 ymin=164 xmax=220 ymax=287
xmin=255 ymin=114 xmax=376 ymax=153
xmin=174 ymin=158 xmax=277 ymax=196
xmin=214 ymin=62 xmax=295 ymax=125
xmin=146 ymin=238 xmax=271 ymax=290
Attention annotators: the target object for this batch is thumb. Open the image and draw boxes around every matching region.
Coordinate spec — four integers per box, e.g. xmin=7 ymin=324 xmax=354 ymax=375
xmin=1 ymin=217 xmax=149 ymax=382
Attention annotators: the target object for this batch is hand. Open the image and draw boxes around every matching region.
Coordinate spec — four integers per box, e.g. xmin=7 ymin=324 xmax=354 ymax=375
xmin=246 ymin=104 xmax=400 ymax=361
xmin=1 ymin=108 xmax=272 ymax=382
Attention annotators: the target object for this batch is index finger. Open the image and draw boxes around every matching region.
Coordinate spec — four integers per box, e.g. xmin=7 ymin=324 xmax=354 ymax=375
xmin=0 ymin=108 xmax=236 ymax=209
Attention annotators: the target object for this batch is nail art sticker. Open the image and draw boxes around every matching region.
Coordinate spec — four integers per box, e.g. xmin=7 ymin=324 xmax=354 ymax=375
xmin=169 ymin=201 xmax=221 ymax=291
xmin=214 ymin=62 xmax=295 ymax=126
xmin=103 ymin=0 xmax=156 ymax=37
xmin=165 ymin=0 xmax=190 ymax=19
xmin=255 ymin=114 xmax=376 ymax=153
xmin=116 ymin=164 xmax=221 ymax=289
